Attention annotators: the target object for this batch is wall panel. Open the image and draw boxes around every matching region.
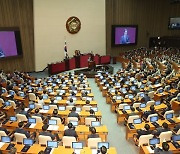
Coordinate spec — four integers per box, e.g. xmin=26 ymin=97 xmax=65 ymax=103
xmin=0 ymin=0 xmax=34 ymax=72
xmin=106 ymin=0 xmax=180 ymax=56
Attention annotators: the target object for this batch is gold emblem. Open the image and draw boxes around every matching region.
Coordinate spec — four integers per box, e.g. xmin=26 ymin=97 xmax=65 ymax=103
xmin=66 ymin=16 xmax=81 ymax=34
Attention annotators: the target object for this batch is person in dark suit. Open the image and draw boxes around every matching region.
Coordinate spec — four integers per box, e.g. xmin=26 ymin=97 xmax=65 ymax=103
xmin=120 ymin=29 xmax=130 ymax=44
xmin=173 ymin=124 xmax=180 ymax=133
xmin=136 ymin=124 xmax=152 ymax=139
xmin=68 ymin=107 xmax=80 ymax=120
xmin=100 ymin=146 xmax=107 ymax=154
xmin=52 ymin=109 xmax=64 ymax=124
xmin=39 ymin=124 xmax=55 ymax=140
xmin=88 ymin=127 xmax=99 ymax=138
xmin=161 ymin=103 xmax=172 ymax=115
xmin=0 ymin=127 xmax=9 ymax=135
xmin=64 ymin=123 xmax=78 ymax=139
xmin=88 ymin=109 xmax=97 ymax=119
xmin=18 ymin=105 xmax=31 ymax=118
xmin=153 ymin=122 xmax=170 ymax=137
xmin=14 ymin=122 xmax=30 ymax=138
xmin=33 ymin=108 xmax=44 ymax=120
xmin=154 ymin=142 xmax=172 ymax=154
xmin=126 ymin=106 xmax=137 ymax=119
xmin=142 ymin=105 xmax=156 ymax=120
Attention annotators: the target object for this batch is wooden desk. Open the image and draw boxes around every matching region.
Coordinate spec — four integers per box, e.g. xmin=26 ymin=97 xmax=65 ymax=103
xmin=139 ymin=142 xmax=180 ymax=154
xmin=172 ymin=101 xmax=180 ymax=112
xmin=154 ymin=92 xmax=169 ymax=101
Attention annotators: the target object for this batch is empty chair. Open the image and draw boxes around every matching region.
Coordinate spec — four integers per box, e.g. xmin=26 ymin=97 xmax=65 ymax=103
xmin=62 ymin=136 xmax=76 ymax=147
xmin=35 ymin=103 xmax=43 ymax=109
xmin=38 ymin=135 xmax=52 ymax=146
xmin=147 ymin=113 xmax=158 ymax=122
xmin=16 ymin=114 xmax=27 ymax=122
xmin=159 ymin=131 xmax=172 ymax=142
xmin=128 ymin=115 xmax=140 ymax=124
xmin=138 ymin=134 xmax=154 ymax=146
xmin=14 ymin=133 xmax=27 ymax=143
xmin=146 ymin=101 xmax=155 ymax=107
xmin=148 ymin=91 xmax=154 ymax=99
xmin=67 ymin=117 xmax=78 ymax=124
xmin=31 ymin=115 xmax=42 ymax=123
xmin=118 ymin=103 xmax=128 ymax=110
xmin=0 ymin=130 xmax=7 ymax=139
xmin=133 ymin=103 xmax=141 ymax=108
xmin=164 ymin=85 xmax=170 ymax=92
xmin=85 ymin=117 xmax=96 ymax=126
xmin=51 ymin=117 xmax=62 ymax=125
xmin=87 ymin=138 xmax=102 ymax=149
xmin=29 ymin=93 xmax=36 ymax=101
xmin=8 ymin=100 xmax=16 ymax=109
xmin=66 ymin=106 xmax=74 ymax=111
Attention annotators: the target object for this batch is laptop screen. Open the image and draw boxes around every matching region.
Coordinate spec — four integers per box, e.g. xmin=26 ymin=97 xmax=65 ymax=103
xmin=86 ymin=97 xmax=92 ymax=101
xmin=158 ymin=89 xmax=163 ymax=93
xmin=48 ymin=89 xmax=53 ymax=93
xmin=72 ymin=142 xmax=83 ymax=149
xmin=123 ymin=105 xmax=131 ymax=110
xmin=98 ymin=142 xmax=109 ymax=149
xmin=5 ymin=101 xmax=10 ymax=106
xmin=47 ymin=141 xmax=58 ymax=148
xmin=69 ymin=121 xmax=78 ymax=126
xmin=133 ymin=118 xmax=142 ymax=124
xmin=116 ymin=96 xmax=122 ymax=100
xmin=131 ymin=86 xmax=136 ymax=91
xmin=48 ymin=119 xmax=57 ymax=125
xmin=116 ymin=83 xmax=120 ymax=86
xmin=166 ymin=86 xmax=170 ymax=91
xmin=1 ymin=89 xmax=6 ymax=93
xmin=43 ymin=82 xmax=47 ymax=86
xmin=155 ymin=101 xmax=161 ymax=106
xmin=29 ymin=104 xmax=35 ymax=109
xmin=10 ymin=116 xmax=17 ymax=121
xmin=125 ymin=81 xmax=129 ymax=85
xmin=111 ymin=89 xmax=115 ymax=93
xmin=140 ymin=103 xmax=146 ymax=108
xmin=149 ymin=138 xmax=160 ymax=145
xmin=91 ymin=121 xmax=101 ymax=127
xmin=38 ymin=87 xmax=43 ymax=91
xmin=1 ymin=136 xmax=11 ymax=143
xmin=52 ymin=83 xmax=56 ymax=87
xmin=43 ymin=95 xmax=48 ymax=100
xmin=139 ymin=93 xmax=145 ymax=97
xmin=76 ymin=107 xmax=81 ymax=112
xmin=56 ymin=96 xmax=62 ymax=100
xmin=28 ymin=118 xmax=36 ymax=124
xmin=140 ymin=85 xmax=145 ymax=89
xmin=172 ymin=135 xmax=180 ymax=142
xmin=177 ymin=96 xmax=180 ymax=101
xmin=10 ymin=91 xmax=15 ymax=95
xmin=150 ymin=116 xmax=158 ymax=122
xmin=58 ymin=106 xmax=66 ymax=111
xmin=20 ymin=92 xmax=25 ymax=97
xmin=43 ymin=105 xmax=50 ymax=110
xmin=166 ymin=113 xmax=173 ymax=119
xmin=90 ymin=107 xmax=98 ymax=112
xmin=128 ymin=94 xmax=134 ymax=99
xmin=23 ymin=138 xmax=33 ymax=146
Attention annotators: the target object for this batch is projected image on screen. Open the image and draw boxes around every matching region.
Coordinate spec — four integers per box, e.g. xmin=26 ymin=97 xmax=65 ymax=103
xmin=0 ymin=32 xmax=18 ymax=57
xmin=115 ymin=27 xmax=136 ymax=45
xmin=0 ymin=29 xmax=22 ymax=58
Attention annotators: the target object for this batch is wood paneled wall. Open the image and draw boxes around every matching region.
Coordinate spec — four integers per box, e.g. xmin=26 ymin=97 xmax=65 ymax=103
xmin=0 ymin=0 xmax=34 ymax=72
xmin=106 ymin=0 xmax=180 ymax=56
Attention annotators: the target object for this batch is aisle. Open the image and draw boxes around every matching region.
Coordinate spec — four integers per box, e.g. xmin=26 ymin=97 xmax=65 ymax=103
xmin=88 ymin=77 xmax=139 ymax=154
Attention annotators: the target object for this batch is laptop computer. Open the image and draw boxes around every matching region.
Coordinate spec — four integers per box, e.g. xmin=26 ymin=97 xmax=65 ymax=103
xmin=72 ymin=142 xmax=83 ymax=154
xmin=56 ymin=96 xmax=62 ymax=100
xmin=10 ymin=116 xmax=17 ymax=122
xmin=130 ymin=86 xmax=136 ymax=91
xmin=133 ymin=118 xmax=142 ymax=124
xmin=91 ymin=121 xmax=101 ymax=127
xmin=166 ymin=113 xmax=175 ymax=123
xmin=48 ymin=119 xmax=57 ymax=125
xmin=140 ymin=103 xmax=146 ymax=108
xmin=43 ymin=105 xmax=50 ymax=110
xmin=19 ymin=92 xmax=25 ymax=97
xmin=25 ymin=118 xmax=36 ymax=128
xmin=155 ymin=101 xmax=161 ymax=106
xmin=58 ymin=106 xmax=66 ymax=111
xmin=69 ymin=121 xmax=78 ymax=127
xmin=90 ymin=107 xmax=98 ymax=112
xmin=116 ymin=96 xmax=122 ymax=100
xmin=1 ymin=136 xmax=15 ymax=150
xmin=139 ymin=93 xmax=145 ymax=97
xmin=128 ymin=94 xmax=134 ymax=99
xmin=98 ymin=142 xmax=109 ymax=149
xmin=149 ymin=138 xmax=160 ymax=150
xmin=21 ymin=138 xmax=34 ymax=152
xmin=29 ymin=104 xmax=35 ymax=109
xmin=123 ymin=105 xmax=131 ymax=111
xmin=172 ymin=135 xmax=180 ymax=149
xmin=44 ymin=141 xmax=58 ymax=154
xmin=5 ymin=101 xmax=10 ymax=107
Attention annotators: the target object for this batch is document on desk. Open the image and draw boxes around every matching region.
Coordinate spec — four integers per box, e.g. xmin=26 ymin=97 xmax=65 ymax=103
xmin=92 ymin=149 xmax=98 ymax=154
xmin=29 ymin=124 xmax=36 ymax=128
xmin=39 ymin=109 xmax=48 ymax=113
xmin=24 ymin=108 xmax=29 ymax=112
xmin=74 ymin=149 xmax=81 ymax=154
xmin=0 ymin=142 xmax=5 ymax=148
xmin=48 ymin=125 xmax=59 ymax=131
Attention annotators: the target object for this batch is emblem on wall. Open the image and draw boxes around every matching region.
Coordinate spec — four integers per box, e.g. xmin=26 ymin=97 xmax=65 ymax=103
xmin=66 ymin=16 xmax=81 ymax=34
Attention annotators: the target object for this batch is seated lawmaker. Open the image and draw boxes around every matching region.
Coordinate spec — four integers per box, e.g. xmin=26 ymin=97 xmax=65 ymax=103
xmin=52 ymin=109 xmax=64 ymax=124
xmin=88 ymin=127 xmax=99 ymax=138
xmin=33 ymin=108 xmax=44 ymax=120
xmin=64 ymin=123 xmax=78 ymax=139
xmin=100 ymin=146 xmax=107 ymax=154
xmin=67 ymin=98 xmax=75 ymax=106
xmin=153 ymin=122 xmax=170 ymax=137
xmin=154 ymin=142 xmax=172 ymax=154
xmin=14 ymin=122 xmax=30 ymax=138
xmin=161 ymin=103 xmax=172 ymax=115
xmin=39 ymin=124 xmax=55 ymax=140
xmin=68 ymin=107 xmax=80 ymax=120
xmin=142 ymin=105 xmax=156 ymax=120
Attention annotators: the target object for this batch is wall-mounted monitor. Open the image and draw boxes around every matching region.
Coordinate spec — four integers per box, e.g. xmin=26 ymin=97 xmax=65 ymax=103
xmin=0 ymin=27 xmax=23 ymax=59
xmin=112 ymin=25 xmax=138 ymax=46
xmin=169 ymin=17 xmax=180 ymax=29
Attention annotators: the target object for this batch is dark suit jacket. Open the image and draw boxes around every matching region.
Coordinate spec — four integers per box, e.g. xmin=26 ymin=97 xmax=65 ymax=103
xmin=137 ymin=129 xmax=152 ymax=139
xmin=153 ymin=128 xmax=170 ymax=136
xmin=39 ymin=131 xmax=55 ymax=140
xmin=68 ymin=111 xmax=80 ymax=120
xmin=33 ymin=113 xmax=44 ymax=120
xmin=15 ymin=128 xmax=30 ymax=138
xmin=0 ymin=127 xmax=9 ymax=135
xmin=88 ymin=134 xmax=99 ymax=139
xmin=154 ymin=147 xmax=172 ymax=154
xmin=64 ymin=128 xmax=78 ymax=138
xmin=143 ymin=110 xmax=156 ymax=119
